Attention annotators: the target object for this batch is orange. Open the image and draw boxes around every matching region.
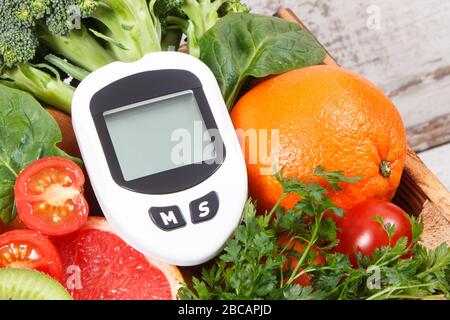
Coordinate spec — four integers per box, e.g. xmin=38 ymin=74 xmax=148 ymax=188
xmin=231 ymin=65 xmax=407 ymax=214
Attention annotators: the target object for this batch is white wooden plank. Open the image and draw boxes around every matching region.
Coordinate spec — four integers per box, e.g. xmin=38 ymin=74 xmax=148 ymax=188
xmin=244 ymin=0 xmax=450 ymax=128
xmin=407 ymin=113 xmax=450 ymax=152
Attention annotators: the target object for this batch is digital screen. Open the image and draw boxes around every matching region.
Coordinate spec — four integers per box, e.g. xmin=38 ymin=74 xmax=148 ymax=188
xmin=104 ymin=91 xmax=216 ymax=181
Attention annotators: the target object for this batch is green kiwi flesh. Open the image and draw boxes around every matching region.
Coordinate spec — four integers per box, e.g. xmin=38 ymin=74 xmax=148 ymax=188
xmin=0 ymin=268 xmax=72 ymax=300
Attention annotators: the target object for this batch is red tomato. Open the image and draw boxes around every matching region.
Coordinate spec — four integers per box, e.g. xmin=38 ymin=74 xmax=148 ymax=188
xmin=0 ymin=229 xmax=63 ymax=281
xmin=335 ymin=199 xmax=412 ymax=266
xmin=14 ymin=157 xmax=89 ymax=237
xmin=282 ymin=238 xmax=325 ymax=286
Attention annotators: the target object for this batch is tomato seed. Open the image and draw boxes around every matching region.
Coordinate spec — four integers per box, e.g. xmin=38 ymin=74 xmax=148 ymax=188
xmin=19 ymin=245 xmax=28 ymax=259
xmin=62 ymin=176 xmax=73 ymax=187
xmin=52 ymin=214 xmax=62 ymax=223
xmin=2 ymin=251 xmax=12 ymax=263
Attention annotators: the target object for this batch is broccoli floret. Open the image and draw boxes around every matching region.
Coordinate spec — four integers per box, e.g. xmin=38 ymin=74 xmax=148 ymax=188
xmin=154 ymin=0 xmax=185 ymax=51
xmin=0 ymin=25 xmax=38 ymax=68
xmin=0 ymin=0 xmax=75 ymax=113
xmin=218 ymin=0 xmax=250 ymax=16
xmin=44 ymin=0 xmax=101 ymax=35
xmin=0 ymin=0 xmax=48 ymax=27
xmin=165 ymin=0 xmax=250 ymax=57
xmin=155 ymin=0 xmax=186 ymax=20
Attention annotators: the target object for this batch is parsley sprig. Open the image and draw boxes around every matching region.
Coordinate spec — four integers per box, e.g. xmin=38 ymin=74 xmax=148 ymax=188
xmin=178 ymin=168 xmax=450 ymax=300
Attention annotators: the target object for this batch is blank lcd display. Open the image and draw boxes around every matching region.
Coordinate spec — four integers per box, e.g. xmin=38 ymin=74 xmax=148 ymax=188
xmin=103 ymin=90 xmax=216 ymax=181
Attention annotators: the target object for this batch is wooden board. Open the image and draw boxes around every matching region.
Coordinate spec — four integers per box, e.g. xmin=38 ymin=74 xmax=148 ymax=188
xmin=407 ymin=114 xmax=450 ymax=152
xmin=276 ymin=8 xmax=450 ymax=248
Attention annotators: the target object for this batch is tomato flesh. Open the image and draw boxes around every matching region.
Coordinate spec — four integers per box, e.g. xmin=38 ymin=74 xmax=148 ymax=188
xmin=0 ymin=229 xmax=63 ymax=281
xmin=335 ymin=199 xmax=412 ymax=266
xmin=15 ymin=157 xmax=89 ymax=237
xmin=0 ymin=242 xmax=42 ymax=268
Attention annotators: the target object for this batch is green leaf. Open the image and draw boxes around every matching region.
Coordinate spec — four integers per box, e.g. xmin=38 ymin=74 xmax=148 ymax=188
xmin=410 ymin=216 xmax=424 ymax=244
xmin=0 ymin=84 xmax=80 ymax=224
xmin=200 ymin=13 xmax=326 ymax=109
xmin=283 ymin=285 xmax=327 ymax=300
xmin=317 ymin=217 xmax=339 ymax=248
xmin=313 ymin=166 xmax=361 ymax=191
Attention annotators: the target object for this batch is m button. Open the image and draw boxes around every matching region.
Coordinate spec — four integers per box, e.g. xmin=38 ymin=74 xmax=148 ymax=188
xmin=190 ymin=192 xmax=219 ymax=224
xmin=149 ymin=206 xmax=186 ymax=231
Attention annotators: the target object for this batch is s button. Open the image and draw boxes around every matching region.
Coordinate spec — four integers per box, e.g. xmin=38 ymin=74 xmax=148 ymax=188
xmin=189 ymin=192 xmax=219 ymax=224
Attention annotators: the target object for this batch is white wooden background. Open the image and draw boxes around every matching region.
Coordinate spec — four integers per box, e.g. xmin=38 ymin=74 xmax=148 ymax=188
xmin=244 ymin=0 xmax=450 ymax=189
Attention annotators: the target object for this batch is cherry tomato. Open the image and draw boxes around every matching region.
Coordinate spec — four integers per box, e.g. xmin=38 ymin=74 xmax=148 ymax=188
xmin=335 ymin=199 xmax=412 ymax=266
xmin=282 ymin=238 xmax=325 ymax=286
xmin=0 ymin=229 xmax=63 ymax=281
xmin=14 ymin=157 xmax=89 ymax=237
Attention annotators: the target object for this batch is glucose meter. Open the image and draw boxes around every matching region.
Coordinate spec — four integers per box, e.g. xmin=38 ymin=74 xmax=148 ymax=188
xmin=72 ymin=52 xmax=247 ymax=266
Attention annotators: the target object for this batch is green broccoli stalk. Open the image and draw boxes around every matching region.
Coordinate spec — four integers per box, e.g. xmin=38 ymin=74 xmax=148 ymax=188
xmin=86 ymin=0 xmax=163 ymax=61
xmin=1 ymin=64 xmax=75 ymax=114
xmin=39 ymin=24 xmax=114 ymax=72
xmin=166 ymin=0 xmax=250 ymax=57
xmin=45 ymin=54 xmax=90 ymax=81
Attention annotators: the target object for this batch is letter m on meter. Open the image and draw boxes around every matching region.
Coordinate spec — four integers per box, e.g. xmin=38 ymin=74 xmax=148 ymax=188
xmin=161 ymin=211 xmax=178 ymax=225
xmin=149 ymin=206 xmax=186 ymax=231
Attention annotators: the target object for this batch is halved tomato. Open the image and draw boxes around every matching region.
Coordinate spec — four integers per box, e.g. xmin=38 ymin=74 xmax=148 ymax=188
xmin=14 ymin=157 xmax=89 ymax=237
xmin=0 ymin=229 xmax=63 ymax=281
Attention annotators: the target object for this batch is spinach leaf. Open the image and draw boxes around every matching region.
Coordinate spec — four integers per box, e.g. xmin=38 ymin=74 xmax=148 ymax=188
xmin=200 ymin=13 xmax=326 ymax=110
xmin=0 ymin=84 xmax=79 ymax=224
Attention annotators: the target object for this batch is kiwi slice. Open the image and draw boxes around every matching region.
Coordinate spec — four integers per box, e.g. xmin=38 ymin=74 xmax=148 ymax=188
xmin=0 ymin=268 xmax=72 ymax=300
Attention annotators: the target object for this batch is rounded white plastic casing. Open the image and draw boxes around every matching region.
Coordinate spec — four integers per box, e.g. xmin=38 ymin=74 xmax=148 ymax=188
xmin=72 ymin=52 xmax=247 ymax=266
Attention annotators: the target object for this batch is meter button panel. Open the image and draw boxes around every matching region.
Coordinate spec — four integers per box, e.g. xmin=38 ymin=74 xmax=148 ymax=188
xmin=149 ymin=206 xmax=186 ymax=231
xmin=190 ymin=191 xmax=219 ymax=224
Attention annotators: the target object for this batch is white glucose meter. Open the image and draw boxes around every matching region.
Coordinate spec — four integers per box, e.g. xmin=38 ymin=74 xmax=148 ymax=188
xmin=72 ymin=52 xmax=247 ymax=266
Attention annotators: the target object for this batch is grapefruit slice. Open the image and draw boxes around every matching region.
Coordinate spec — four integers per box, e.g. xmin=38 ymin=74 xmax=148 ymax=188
xmin=52 ymin=217 xmax=183 ymax=300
